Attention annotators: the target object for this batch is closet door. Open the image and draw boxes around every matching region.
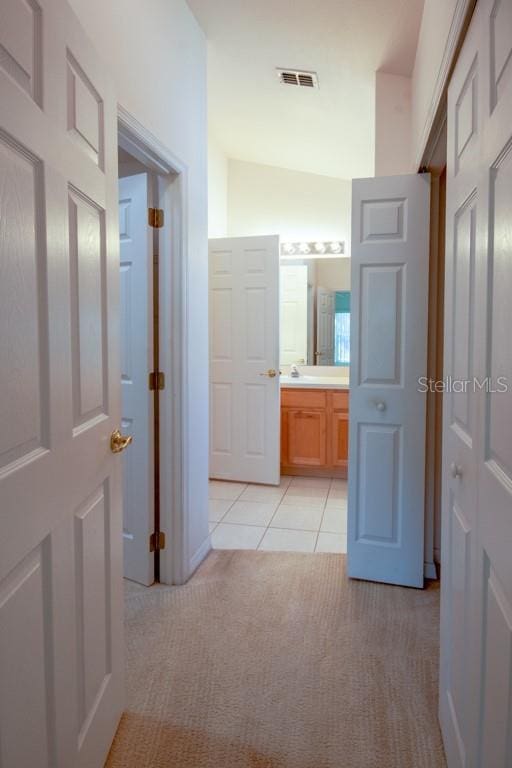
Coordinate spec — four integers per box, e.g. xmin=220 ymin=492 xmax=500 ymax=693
xmin=439 ymin=5 xmax=481 ymax=764
xmin=440 ymin=1 xmax=512 ymax=765
xmin=472 ymin=0 xmax=512 ymax=763
xmin=348 ymin=173 xmax=430 ymax=588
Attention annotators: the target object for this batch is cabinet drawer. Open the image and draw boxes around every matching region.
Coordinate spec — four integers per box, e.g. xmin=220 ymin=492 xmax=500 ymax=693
xmin=332 ymin=391 xmax=349 ymax=411
xmin=281 ymin=388 xmax=327 ymax=409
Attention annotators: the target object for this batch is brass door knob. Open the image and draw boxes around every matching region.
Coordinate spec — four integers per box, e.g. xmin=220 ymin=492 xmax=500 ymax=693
xmin=258 ymin=369 xmax=281 ymax=378
xmin=110 ymin=429 xmax=133 ymax=454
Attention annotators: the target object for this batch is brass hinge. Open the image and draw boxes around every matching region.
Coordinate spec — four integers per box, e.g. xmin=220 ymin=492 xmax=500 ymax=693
xmin=149 ymin=531 xmax=166 ymax=552
xmin=148 ymin=371 xmax=165 ymax=391
xmin=148 ymin=207 xmax=164 ymax=228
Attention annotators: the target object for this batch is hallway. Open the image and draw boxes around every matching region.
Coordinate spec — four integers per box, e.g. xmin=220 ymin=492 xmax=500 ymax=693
xmin=107 ymin=552 xmax=446 ymax=768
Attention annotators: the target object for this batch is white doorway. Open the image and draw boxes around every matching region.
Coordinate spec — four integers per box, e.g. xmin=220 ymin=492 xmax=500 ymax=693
xmin=208 ymin=237 xmax=350 ymax=554
xmin=117 ymin=110 xmax=193 ymax=586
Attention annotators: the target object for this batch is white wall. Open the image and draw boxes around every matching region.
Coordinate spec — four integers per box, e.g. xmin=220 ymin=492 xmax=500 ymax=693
xmin=227 ymin=160 xmax=352 ymax=256
xmin=69 ymin=0 xmax=209 ymax=579
xmin=208 ymin=136 xmax=228 ymax=237
xmin=411 ymin=0 xmax=466 ymax=166
xmin=316 ymin=259 xmax=350 ymax=292
xmin=375 ymin=72 xmax=414 ymax=176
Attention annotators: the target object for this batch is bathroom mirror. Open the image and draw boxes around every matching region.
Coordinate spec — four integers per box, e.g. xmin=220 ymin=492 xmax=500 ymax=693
xmin=280 ymin=256 xmax=350 ymax=367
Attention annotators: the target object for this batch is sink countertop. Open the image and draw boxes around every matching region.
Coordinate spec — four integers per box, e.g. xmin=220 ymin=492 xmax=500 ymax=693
xmin=280 ymin=375 xmax=349 ymax=390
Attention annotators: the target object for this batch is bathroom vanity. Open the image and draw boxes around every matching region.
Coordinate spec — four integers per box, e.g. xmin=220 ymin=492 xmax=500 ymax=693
xmin=279 ymin=252 xmax=350 ymax=478
xmin=280 ymin=378 xmax=349 ymax=478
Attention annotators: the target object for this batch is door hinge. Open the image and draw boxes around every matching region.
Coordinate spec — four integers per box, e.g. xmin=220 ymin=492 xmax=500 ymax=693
xmin=148 ymin=207 xmax=164 ymax=228
xmin=148 ymin=371 xmax=165 ymax=391
xmin=149 ymin=531 xmax=166 ymax=552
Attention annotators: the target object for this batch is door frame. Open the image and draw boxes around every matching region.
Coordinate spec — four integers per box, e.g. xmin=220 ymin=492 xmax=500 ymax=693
xmin=118 ymin=106 xmax=191 ymax=585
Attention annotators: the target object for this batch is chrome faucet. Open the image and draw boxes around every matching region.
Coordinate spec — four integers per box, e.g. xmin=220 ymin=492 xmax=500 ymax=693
xmin=290 ymin=364 xmax=300 ymax=378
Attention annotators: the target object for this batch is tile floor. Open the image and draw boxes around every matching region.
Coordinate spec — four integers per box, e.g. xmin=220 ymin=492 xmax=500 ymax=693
xmin=209 ymin=475 xmax=347 ymax=553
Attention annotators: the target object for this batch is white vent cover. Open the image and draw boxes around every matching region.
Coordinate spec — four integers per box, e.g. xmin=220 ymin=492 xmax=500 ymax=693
xmin=276 ymin=68 xmax=319 ymax=88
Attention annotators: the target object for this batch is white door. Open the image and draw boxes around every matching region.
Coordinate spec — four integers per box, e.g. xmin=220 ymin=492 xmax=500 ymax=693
xmin=280 ymin=264 xmax=308 ymax=364
xmin=348 ymin=174 xmax=430 ymax=587
xmin=119 ymin=173 xmax=154 ymax=585
xmin=440 ymin=0 xmax=512 ymax=765
xmin=209 ymin=235 xmax=280 ymax=484
xmin=316 ymin=288 xmax=335 ymax=364
xmin=0 ymin=1 xmax=124 ymax=766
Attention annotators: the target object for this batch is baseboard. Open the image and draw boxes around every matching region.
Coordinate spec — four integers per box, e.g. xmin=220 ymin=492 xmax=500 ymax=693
xmin=187 ymin=535 xmax=212 ymax=581
xmin=424 ymin=561 xmax=438 ymax=580
xmin=281 ymin=467 xmax=346 ymax=479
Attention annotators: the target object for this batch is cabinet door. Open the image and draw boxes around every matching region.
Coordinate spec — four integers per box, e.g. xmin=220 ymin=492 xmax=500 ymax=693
xmin=286 ymin=409 xmax=327 ymax=467
xmin=332 ymin=412 xmax=349 ymax=467
xmin=281 ymin=407 xmax=289 ymax=465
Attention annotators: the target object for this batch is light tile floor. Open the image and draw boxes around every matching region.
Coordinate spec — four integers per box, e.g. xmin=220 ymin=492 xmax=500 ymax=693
xmin=209 ymin=476 xmax=347 ymax=553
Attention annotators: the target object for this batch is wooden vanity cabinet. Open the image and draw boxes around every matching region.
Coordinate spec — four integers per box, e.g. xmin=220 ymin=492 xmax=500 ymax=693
xmin=281 ymin=388 xmax=349 ymax=477
xmin=331 ymin=392 xmax=349 ymax=472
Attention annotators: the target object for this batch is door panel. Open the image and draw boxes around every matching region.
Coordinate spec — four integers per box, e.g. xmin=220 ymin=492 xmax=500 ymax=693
xmin=0 ymin=543 xmax=52 ymax=767
xmin=119 ymin=173 xmax=154 ymax=586
xmin=356 ymin=423 xmax=401 ymax=543
xmin=209 ymin=235 xmax=280 ymax=484
xmin=348 ymin=173 xmax=430 ymax=588
xmin=0 ymin=134 xmax=49 ymax=470
xmin=69 ymin=187 xmax=107 ymax=428
xmin=359 ymin=264 xmax=404 ymax=384
xmin=0 ymin=1 xmax=123 ymax=766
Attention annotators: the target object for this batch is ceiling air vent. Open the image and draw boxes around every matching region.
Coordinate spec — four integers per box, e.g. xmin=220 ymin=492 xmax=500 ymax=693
xmin=277 ymin=69 xmax=319 ymax=89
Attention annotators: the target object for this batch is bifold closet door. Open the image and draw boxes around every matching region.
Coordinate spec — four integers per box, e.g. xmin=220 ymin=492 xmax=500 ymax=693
xmin=440 ymin=0 xmax=512 ymax=765
xmin=348 ymin=173 xmax=430 ymax=588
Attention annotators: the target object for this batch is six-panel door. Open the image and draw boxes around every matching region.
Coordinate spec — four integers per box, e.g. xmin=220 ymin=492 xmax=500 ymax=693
xmin=0 ymin=1 xmax=124 ymax=766
xmin=209 ymin=235 xmax=281 ymax=485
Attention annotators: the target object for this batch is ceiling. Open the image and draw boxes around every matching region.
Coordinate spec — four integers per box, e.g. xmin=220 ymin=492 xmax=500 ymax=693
xmin=187 ymin=0 xmax=425 ymax=179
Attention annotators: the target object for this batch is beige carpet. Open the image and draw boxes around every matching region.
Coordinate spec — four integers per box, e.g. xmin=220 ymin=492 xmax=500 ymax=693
xmin=106 ymin=551 xmax=446 ymax=768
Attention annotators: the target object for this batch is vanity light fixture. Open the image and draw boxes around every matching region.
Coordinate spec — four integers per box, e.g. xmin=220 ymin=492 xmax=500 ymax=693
xmin=280 ymin=240 xmax=346 ymax=257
